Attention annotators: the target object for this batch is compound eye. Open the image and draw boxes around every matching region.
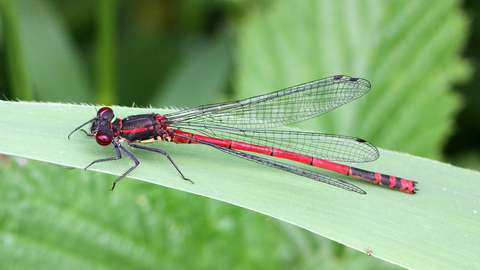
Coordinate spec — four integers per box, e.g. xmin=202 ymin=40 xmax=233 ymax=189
xmin=95 ymin=132 xmax=112 ymax=146
xmin=97 ymin=107 xmax=114 ymax=119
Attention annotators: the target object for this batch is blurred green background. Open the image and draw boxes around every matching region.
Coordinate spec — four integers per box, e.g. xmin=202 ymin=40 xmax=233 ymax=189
xmin=0 ymin=0 xmax=478 ymax=269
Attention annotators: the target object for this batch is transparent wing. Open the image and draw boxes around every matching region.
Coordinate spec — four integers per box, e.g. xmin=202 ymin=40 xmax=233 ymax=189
xmin=175 ymin=128 xmax=379 ymax=163
xmin=166 ymin=75 xmax=371 ymax=130
xmin=180 ymin=133 xmax=366 ymax=194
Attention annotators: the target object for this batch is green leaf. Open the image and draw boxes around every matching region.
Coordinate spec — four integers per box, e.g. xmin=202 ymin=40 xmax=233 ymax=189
xmin=0 ymin=159 xmax=395 ymax=269
xmin=0 ymin=0 xmax=475 ymax=269
xmin=152 ymin=34 xmax=233 ymax=108
xmin=0 ymin=0 xmax=33 ymax=100
xmin=15 ymin=0 xmax=92 ymax=102
xmin=0 ymin=101 xmax=479 ymax=270
xmin=95 ymin=0 xmax=118 ymax=105
xmin=235 ymin=0 xmax=470 ymax=160
xmin=231 ymin=2 xmax=475 ymax=268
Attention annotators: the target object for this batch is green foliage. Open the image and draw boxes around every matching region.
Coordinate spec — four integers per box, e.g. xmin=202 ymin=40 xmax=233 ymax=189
xmin=1 ymin=158 xmax=402 ymax=270
xmin=0 ymin=101 xmax=479 ymax=270
xmin=236 ymin=0 xmax=469 ymax=159
xmin=0 ymin=0 xmax=477 ymax=269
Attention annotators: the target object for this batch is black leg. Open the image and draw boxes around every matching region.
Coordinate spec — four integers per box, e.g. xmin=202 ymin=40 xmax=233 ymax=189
xmin=84 ymin=141 xmax=123 ymax=170
xmin=128 ymin=142 xmax=193 ymax=184
xmin=110 ymin=142 xmax=140 ymax=191
xmin=83 ymin=140 xmax=192 ymax=191
xmin=79 ymin=129 xmax=94 ymax=137
xmin=83 ymin=141 xmax=140 ymax=191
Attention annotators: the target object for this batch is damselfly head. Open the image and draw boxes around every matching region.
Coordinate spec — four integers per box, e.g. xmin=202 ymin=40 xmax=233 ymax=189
xmin=90 ymin=107 xmax=116 ymax=146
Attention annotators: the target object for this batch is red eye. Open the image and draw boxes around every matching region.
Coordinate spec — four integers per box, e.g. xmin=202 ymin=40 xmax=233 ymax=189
xmin=97 ymin=107 xmax=113 ymax=118
xmin=95 ymin=132 xmax=112 ymax=146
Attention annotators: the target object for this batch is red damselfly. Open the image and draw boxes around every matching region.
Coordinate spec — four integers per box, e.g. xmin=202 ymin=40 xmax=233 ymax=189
xmin=68 ymin=75 xmax=417 ymax=194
